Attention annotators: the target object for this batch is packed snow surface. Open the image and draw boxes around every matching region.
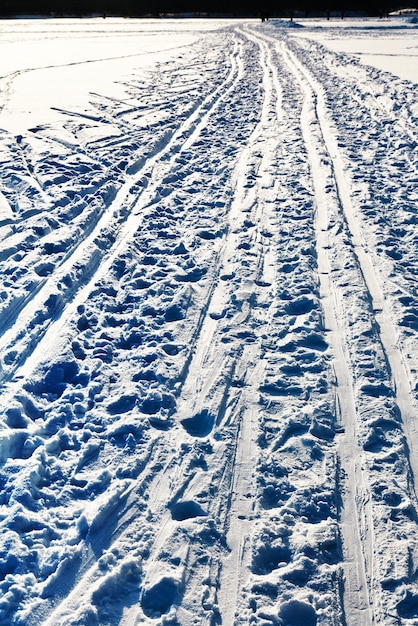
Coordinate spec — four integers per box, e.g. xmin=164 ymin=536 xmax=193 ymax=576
xmin=0 ymin=15 xmax=418 ymax=626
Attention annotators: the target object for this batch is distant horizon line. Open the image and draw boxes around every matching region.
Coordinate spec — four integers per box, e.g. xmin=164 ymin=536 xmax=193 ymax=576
xmin=1 ymin=9 xmax=417 ymax=18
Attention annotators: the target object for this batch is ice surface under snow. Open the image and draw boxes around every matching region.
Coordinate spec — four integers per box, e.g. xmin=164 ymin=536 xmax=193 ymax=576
xmin=0 ymin=15 xmax=418 ymax=626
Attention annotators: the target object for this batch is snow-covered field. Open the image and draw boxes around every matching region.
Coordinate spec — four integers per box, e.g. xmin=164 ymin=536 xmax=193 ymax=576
xmin=0 ymin=15 xmax=418 ymax=625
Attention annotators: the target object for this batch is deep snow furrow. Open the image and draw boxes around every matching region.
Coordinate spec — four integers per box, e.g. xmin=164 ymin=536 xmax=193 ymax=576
xmin=0 ymin=36 xmax=243 ymax=388
xmin=281 ymin=36 xmax=418 ymax=624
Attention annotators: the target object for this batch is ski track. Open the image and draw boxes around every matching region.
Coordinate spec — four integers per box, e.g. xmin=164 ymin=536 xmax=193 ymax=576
xmin=1 ymin=19 xmax=418 ymax=626
xmin=279 ymin=32 xmax=418 ymax=624
xmin=277 ymin=37 xmax=374 ymax=624
xmin=0 ymin=35 xmax=241 ymax=386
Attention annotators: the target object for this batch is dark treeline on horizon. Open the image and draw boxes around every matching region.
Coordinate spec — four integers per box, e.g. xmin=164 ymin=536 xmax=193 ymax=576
xmin=0 ymin=0 xmax=417 ymax=18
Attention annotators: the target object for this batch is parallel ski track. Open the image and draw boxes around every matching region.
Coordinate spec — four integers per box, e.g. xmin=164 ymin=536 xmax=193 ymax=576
xmin=128 ymin=35 xmax=273 ymax=624
xmin=282 ymin=39 xmax=418 ymax=501
xmin=115 ymin=30 xmax=279 ymax=625
xmin=276 ymin=33 xmax=418 ymax=624
xmin=297 ymin=39 xmax=418 ymax=296
xmin=248 ymin=28 xmax=374 ymax=626
xmin=31 ymin=33 xmax=257 ymax=626
xmin=213 ymin=29 xmax=283 ymax=624
xmin=8 ymin=25 xmax=418 ymax=626
xmin=0 ymin=35 xmax=243 ymax=390
xmin=318 ymin=40 xmax=418 ymax=147
xmin=273 ymin=38 xmax=373 ymax=626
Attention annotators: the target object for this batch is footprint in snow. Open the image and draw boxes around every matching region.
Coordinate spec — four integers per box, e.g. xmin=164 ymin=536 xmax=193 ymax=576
xmin=169 ymin=500 xmax=207 ymax=521
xmin=278 ymin=599 xmax=317 ymax=626
xmin=181 ymin=409 xmax=214 ymax=437
xmin=396 ymin=591 xmax=418 ymax=619
xmin=141 ymin=577 xmax=179 ymax=618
